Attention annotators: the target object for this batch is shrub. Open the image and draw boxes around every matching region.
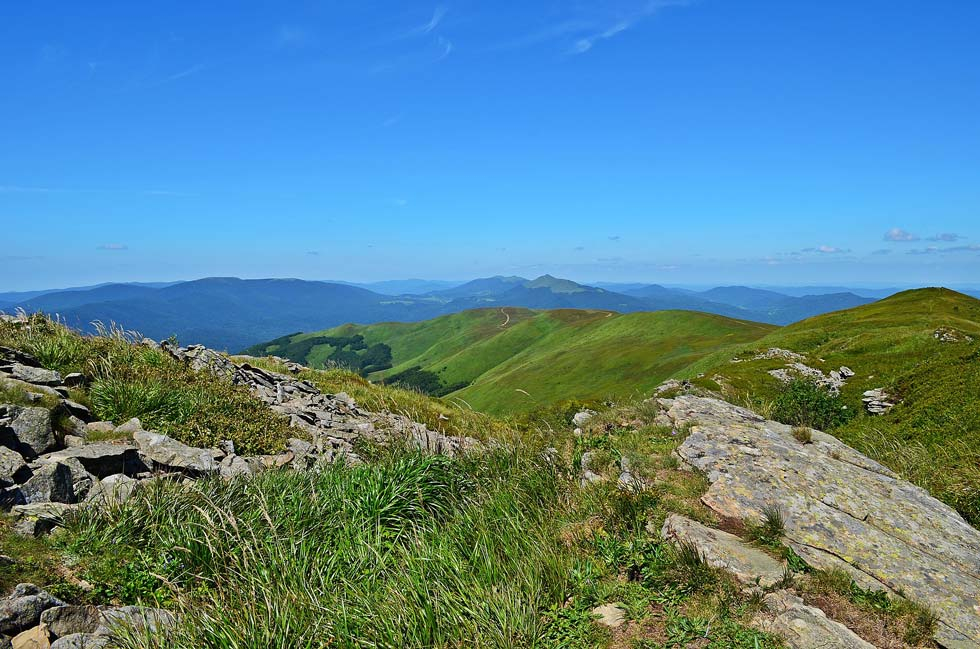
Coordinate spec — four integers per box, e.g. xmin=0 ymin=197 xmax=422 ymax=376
xmin=772 ymin=379 xmax=854 ymax=430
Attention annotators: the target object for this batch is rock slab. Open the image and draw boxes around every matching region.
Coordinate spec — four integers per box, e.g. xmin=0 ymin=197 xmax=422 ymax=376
xmin=661 ymin=514 xmax=786 ymax=589
xmin=663 ymin=394 xmax=980 ymax=649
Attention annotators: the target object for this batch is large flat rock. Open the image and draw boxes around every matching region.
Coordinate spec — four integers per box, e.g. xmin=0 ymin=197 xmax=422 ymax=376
xmin=663 ymin=394 xmax=980 ymax=649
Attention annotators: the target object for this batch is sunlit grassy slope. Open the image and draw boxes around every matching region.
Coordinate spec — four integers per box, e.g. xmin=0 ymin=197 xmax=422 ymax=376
xmin=684 ymin=287 xmax=980 ymax=520
xmin=251 ymin=308 xmax=776 ymax=414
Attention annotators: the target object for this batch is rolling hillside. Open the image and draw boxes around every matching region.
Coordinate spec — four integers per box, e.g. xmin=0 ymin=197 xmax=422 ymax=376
xmin=8 ymin=275 xmax=884 ymax=350
xmin=246 ymin=308 xmax=775 ymax=414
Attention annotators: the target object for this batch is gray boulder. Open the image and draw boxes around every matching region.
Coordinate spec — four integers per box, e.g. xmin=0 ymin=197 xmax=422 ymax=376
xmin=1 ymin=407 xmax=56 ymax=458
xmin=39 ymin=444 xmax=141 ymax=479
xmin=1 ymin=363 xmax=61 ymax=387
xmin=21 ymin=462 xmax=74 ymax=504
xmin=95 ymin=606 xmax=175 ymax=637
xmin=0 ymin=447 xmax=29 ymax=487
xmin=56 ymin=458 xmax=96 ymax=501
xmin=41 ymin=605 xmax=103 ymax=638
xmin=0 ymin=583 xmax=65 ymax=635
xmin=58 ymin=401 xmax=92 ymax=423
xmin=86 ymin=474 xmax=137 ymax=505
xmin=62 ymin=373 xmax=86 ymax=387
xmin=10 ymin=502 xmax=75 ymax=536
xmin=112 ymin=418 xmax=142 ymax=436
xmin=133 ymin=431 xmax=219 ymax=475
xmin=51 ymin=634 xmax=110 ymax=649
xmin=754 ymin=590 xmax=874 ymax=649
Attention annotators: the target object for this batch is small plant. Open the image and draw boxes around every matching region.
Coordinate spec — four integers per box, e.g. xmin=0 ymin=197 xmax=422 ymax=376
xmin=747 ymin=504 xmax=785 ymax=547
xmin=772 ymin=379 xmax=854 ymax=430
xmin=792 ymin=425 xmax=813 ymax=444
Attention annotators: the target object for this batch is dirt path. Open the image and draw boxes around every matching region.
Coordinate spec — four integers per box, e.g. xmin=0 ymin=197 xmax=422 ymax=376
xmin=499 ymin=308 xmax=511 ymax=327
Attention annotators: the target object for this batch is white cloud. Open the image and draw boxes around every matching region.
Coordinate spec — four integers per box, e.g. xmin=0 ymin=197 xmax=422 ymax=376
xmin=884 ymin=227 xmax=919 ymax=242
xmin=927 ymin=232 xmax=965 ymax=242
xmin=96 ymin=243 xmax=128 ymax=251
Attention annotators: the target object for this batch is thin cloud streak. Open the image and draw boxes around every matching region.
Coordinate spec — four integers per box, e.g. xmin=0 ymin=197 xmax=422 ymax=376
xmin=418 ymin=7 xmax=448 ymax=35
xmin=570 ymin=0 xmax=690 ymax=54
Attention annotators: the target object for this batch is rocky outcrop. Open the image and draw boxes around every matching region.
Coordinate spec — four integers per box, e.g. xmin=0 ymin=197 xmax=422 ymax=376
xmin=767 ymin=362 xmax=854 ymax=393
xmin=660 ymin=394 xmax=980 ymax=649
xmin=935 ymin=327 xmax=974 ymax=343
xmin=861 ymin=388 xmax=896 ymax=415
xmin=0 ymin=584 xmax=65 ymax=636
xmin=132 ymin=430 xmax=220 ymax=475
xmin=0 ymin=586 xmax=174 ymax=648
xmin=0 ymin=332 xmax=480 ymax=539
xmin=163 ymin=343 xmax=481 ymax=463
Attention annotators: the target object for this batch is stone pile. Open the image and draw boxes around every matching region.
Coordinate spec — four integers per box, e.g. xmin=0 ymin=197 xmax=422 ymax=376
xmin=935 ymin=327 xmax=974 ymax=343
xmin=861 ymin=388 xmax=896 ymax=415
xmin=767 ymin=362 xmax=854 ymax=393
xmin=0 ymin=583 xmax=173 ymax=648
xmin=161 ymin=342 xmax=482 ymax=461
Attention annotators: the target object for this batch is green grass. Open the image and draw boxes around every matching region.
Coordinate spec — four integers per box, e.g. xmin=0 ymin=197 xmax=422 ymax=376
xmin=246 ymin=308 xmax=775 ymax=415
xmin=0 ymin=314 xmax=292 ymax=454
xmin=38 ymin=388 xmax=784 ymax=649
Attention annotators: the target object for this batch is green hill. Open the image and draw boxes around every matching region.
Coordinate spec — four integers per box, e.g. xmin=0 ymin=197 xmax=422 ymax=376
xmin=246 ymin=308 xmax=775 ymax=414
xmin=682 ymin=287 xmax=980 ymax=521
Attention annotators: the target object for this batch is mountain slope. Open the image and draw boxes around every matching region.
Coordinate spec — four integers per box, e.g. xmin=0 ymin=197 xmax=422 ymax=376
xmin=683 ymin=287 xmax=980 ymax=520
xmin=8 ymin=274 xmax=885 ymax=351
xmin=247 ymin=308 xmax=775 ymax=414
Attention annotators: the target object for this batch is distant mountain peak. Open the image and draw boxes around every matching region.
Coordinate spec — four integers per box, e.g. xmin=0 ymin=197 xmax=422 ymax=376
xmin=525 ymin=275 xmax=587 ymax=294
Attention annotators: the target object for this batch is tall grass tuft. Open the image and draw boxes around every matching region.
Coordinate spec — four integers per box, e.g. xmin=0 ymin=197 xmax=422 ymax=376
xmin=63 ymin=449 xmax=575 ymax=648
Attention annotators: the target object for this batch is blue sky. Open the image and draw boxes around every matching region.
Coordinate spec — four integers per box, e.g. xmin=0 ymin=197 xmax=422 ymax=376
xmin=2 ymin=1 xmax=979 ymax=290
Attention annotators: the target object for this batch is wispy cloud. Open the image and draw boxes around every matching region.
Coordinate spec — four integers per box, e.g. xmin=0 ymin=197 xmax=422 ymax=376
xmin=415 ymin=6 xmax=448 ymax=35
xmin=493 ymin=20 xmax=593 ymax=51
xmin=0 ymin=185 xmax=191 ymax=197
xmin=884 ymin=227 xmax=919 ymax=242
xmin=570 ymin=0 xmax=689 ymax=54
xmin=96 ymin=243 xmax=128 ymax=251
xmin=0 ymin=185 xmax=58 ymax=194
xmin=608 ymin=235 xmax=621 ymax=241
xmin=871 ymin=249 xmax=892 ymax=255
xmin=436 ymin=36 xmax=454 ymax=60
xmin=381 ymin=114 xmax=403 ymax=128
xmin=165 ymin=63 xmax=207 ymax=83
xmin=574 ymin=246 xmax=586 ymax=251
xmin=306 ymin=250 xmax=319 ymax=256
xmin=908 ymin=244 xmax=980 ymax=255
xmin=927 ymin=232 xmax=965 ymax=242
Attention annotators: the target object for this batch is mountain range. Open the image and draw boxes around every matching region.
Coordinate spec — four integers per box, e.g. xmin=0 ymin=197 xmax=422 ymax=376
xmin=1 ymin=274 xmax=896 ymax=350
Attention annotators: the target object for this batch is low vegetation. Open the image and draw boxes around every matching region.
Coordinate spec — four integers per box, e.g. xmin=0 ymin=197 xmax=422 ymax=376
xmin=0 ymin=314 xmax=291 ymax=454
xmin=685 ymin=288 xmax=980 ymax=524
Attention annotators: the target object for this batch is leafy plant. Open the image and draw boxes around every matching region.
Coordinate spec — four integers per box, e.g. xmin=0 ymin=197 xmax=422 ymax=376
xmin=772 ymin=379 xmax=854 ymax=430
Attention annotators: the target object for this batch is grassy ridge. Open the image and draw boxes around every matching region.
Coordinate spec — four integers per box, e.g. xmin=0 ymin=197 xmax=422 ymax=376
xmin=684 ymin=288 xmax=980 ymax=522
xmin=249 ymin=308 xmax=775 ymax=414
